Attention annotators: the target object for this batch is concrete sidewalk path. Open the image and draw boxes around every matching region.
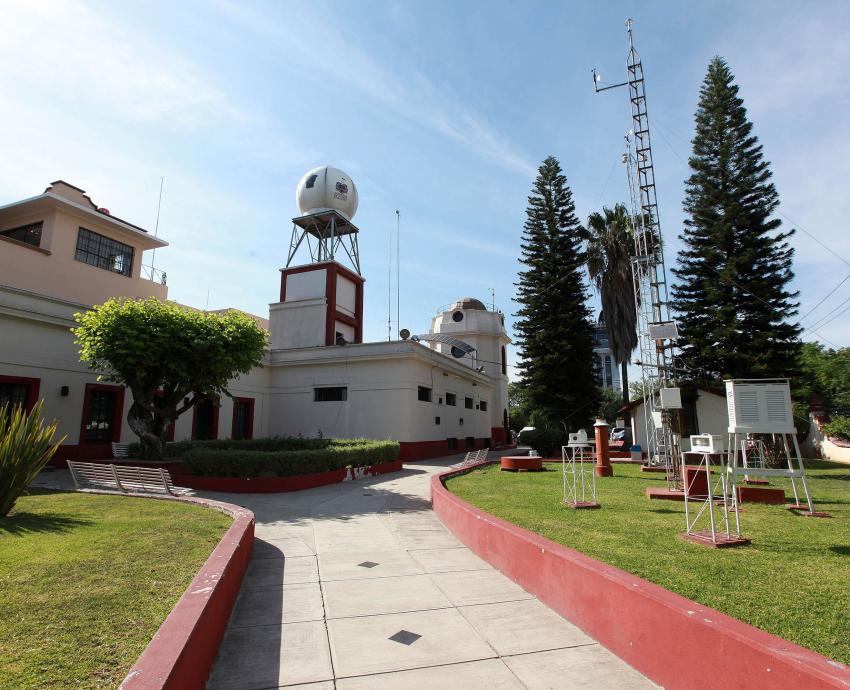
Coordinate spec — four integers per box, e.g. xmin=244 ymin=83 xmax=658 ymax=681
xmin=205 ymin=453 xmax=658 ymax=690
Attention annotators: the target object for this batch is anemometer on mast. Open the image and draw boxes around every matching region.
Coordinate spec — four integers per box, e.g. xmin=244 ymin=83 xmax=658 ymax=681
xmin=592 ymin=18 xmax=682 ymax=489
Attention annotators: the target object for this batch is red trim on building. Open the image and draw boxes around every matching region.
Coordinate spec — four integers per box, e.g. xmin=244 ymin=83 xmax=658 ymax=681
xmin=79 ymin=383 xmax=125 ymax=446
xmin=431 ymin=465 xmax=850 ymax=690
xmin=0 ymin=375 xmax=41 ymax=412
xmin=490 ymin=426 xmax=508 ymax=445
xmin=230 ymin=397 xmax=255 ymax=440
xmin=324 ymin=265 xmax=337 ymax=346
xmin=279 ymin=261 xmax=365 ymax=346
xmin=398 ymin=437 xmax=490 ymax=461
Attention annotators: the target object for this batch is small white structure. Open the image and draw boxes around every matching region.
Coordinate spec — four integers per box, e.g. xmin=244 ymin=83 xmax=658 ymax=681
xmin=724 ymin=379 xmax=816 ymax=515
xmin=626 ymin=386 xmax=728 ymax=453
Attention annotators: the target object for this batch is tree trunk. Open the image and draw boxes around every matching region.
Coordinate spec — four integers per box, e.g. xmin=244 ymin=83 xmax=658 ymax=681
xmin=127 ymin=401 xmax=165 ymax=461
xmin=620 ymin=360 xmax=632 ymax=443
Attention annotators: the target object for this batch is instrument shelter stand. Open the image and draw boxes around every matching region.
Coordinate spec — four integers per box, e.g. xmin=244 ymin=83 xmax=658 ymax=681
xmin=562 ymin=432 xmax=600 ymax=509
xmin=681 ymin=442 xmax=750 ymax=548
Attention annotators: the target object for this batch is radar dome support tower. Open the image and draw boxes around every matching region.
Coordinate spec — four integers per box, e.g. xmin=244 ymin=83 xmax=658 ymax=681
xmin=593 ymin=19 xmax=681 ymax=489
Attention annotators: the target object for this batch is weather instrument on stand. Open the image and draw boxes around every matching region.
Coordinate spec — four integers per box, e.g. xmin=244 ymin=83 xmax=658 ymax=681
xmin=592 ymin=18 xmax=682 ymax=490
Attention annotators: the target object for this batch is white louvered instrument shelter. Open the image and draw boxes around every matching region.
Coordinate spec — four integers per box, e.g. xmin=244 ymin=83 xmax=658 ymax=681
xmin=725 ymin=379 xmax=795 ymax=434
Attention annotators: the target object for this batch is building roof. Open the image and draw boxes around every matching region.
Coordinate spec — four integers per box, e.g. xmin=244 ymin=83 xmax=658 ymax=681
xmin=0 ymin=181 xmax=167 ymax=250
xmin=453 ymin=297 xmax=487 ymax=311
xmin=619 ymin=384 xmax=726 ymax=413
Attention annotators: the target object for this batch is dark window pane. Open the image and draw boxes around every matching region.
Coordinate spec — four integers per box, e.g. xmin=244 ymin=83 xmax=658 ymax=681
xmin=480 ymin=401 xmax=488 ymax=412
xmin=194 ymin=400 xmax=216 ymax=440
xmin=1 ymin=222 xmax=43 ymax=247
xmin=418 ymin=386 xmax=432 ymax=402
xmin=466 ymin=436 xmax=475 ymax=448
xmin=315 ymin=387 xmax=348 ymax=402
xmin=446 ymin=393 xmax=456 ymax=406
xmin=0 ymin=383 xmax=28 ymax=409
xmin=447 ymin=437 xmax=457 ymax=450
xmin=233 ymin=399 xmax=252 ymax=439
xmin=74 ymin=227 xmax=134 ymax=277
xmin=464 ymin=397 xmax=473 ymax=409
xmin=84 ymin=390 xmax=116 ymax=443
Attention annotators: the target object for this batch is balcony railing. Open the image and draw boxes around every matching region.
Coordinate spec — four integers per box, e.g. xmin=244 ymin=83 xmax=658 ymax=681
xmin=141 ymin=264 xmax=167 ymax=285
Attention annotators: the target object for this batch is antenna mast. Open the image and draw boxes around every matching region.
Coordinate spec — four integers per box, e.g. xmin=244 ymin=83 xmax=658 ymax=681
xmin=150 ymin=176 xmax=164 ymax=270
xmin=388 ymin=212 xmax=393 ymax=341
xmin=396 ymin=209 xmax=401 ymax=340
xmin=593 ymin=18 xmax=681 ymax=490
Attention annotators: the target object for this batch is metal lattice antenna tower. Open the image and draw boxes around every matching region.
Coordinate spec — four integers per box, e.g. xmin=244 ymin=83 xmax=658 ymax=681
xmin=593 ymin=18 xmax=680 ymax=489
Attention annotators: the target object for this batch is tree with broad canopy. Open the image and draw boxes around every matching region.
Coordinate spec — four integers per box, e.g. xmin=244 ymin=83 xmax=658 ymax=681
xmin=74 ymin=298 xmax=267 ymax=460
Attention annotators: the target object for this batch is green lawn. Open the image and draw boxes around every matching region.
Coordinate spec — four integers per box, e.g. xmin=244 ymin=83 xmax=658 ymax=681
xmin=0 ymin=489 xmax=231 ymax=689
xmin=447 ymin=460 xmax=850 ymax=664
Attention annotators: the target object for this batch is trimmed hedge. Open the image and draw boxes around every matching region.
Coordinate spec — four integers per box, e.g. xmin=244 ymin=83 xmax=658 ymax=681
xmin=180 ymin=439 xmax=400 ymax=478
xmin=162 ymin=436 xmax=375 ymax=458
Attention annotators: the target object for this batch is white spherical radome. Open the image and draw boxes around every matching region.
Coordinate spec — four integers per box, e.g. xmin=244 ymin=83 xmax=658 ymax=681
xmin=295 ymin=166 xmax=359 ymax=220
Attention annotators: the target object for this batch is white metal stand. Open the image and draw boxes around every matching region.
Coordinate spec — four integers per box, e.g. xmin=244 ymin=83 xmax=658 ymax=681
xmin=682 ymin=450 xmax=735 ymax=543
xmin=726 ymin=431 xmax=814 ymax=512
xmin=562 ymin=438 xmax=598 ymax=508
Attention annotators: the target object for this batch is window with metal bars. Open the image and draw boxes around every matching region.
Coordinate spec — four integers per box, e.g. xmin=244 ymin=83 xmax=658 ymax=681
xmin=84 ymin=390 xmax=117 ymax=444
xmin=1 ymin=222 xmax=42 ymax=247
xmin=314 ymin=387 xmax=348 ymax=402
xmin=74 ymin=227 xmax=134 ymax=277
xmin=0 ymin=383 xmax=29 ymax=409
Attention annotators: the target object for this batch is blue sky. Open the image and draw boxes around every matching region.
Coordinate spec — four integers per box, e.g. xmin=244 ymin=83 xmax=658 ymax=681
xmin=3 ymin=0 xmax=850 ymax=375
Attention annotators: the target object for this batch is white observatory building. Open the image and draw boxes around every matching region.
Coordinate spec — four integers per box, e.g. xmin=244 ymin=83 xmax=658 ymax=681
xmin=0 ymin=168 xmax=512 ymax=462
xmin=261 ymin=165 xmax=512 ymax=457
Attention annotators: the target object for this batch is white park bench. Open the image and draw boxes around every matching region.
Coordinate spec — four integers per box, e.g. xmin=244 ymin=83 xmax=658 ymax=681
xmin=67 ymin=461 xmax=189 ymax=496
xmin=111 ymin=442 xmax=132 ymax=459
xmin=451 ymin=448 xmax=490 ymax=468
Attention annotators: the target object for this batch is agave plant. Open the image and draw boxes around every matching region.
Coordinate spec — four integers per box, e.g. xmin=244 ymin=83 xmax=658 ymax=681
xmin=0 ymin=401 xmax=65 ymax=516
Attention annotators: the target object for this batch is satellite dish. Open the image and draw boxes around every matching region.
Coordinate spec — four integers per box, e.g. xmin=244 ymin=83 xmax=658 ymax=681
xmin=400 ymin=328 xmax=410 ymax=340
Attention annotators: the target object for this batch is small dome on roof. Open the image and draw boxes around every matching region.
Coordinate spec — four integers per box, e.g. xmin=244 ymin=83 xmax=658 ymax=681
xmin=453 ymin=297 xmax=487 ymax=311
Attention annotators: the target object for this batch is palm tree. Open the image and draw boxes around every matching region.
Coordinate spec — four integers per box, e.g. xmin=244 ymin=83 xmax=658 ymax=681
xmin=586 ymin=204 xmax=638 ymax=418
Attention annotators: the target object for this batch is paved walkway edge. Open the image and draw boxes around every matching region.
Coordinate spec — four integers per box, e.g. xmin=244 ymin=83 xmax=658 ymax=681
xmin=116 ymin=493 xmax=255 ymax=690
xmin=431 ymin=462 xmax=850 ymax=690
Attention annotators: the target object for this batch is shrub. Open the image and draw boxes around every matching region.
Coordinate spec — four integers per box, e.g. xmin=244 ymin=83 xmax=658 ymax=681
xmin=823 ymin=416 xmax=850 ymax=442
xmin=181 ymin=439 xmax=400 ymax=478
xmin=162 ymin=436 xmax=378 ymax=458
xmin=518 ymin=428 xmax=565 ymax=457
xmin=1 ymin=401 xmax=64 ymax=516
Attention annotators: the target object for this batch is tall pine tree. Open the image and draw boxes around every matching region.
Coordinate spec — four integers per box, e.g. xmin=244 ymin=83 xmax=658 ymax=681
xmin=671 ymin=58 xmax=800 ymax=380
xmin=515 ymin=156 xmax=600 ymax=431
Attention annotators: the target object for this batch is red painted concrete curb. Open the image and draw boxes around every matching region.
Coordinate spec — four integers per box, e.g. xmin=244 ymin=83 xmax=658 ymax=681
xmin=432 ymin=462 xmax=850 ymax=690
xmin=120 ymin=495 xmax=254 ymax=690
xmin=171 ymin=459 xmax=403 ymax=493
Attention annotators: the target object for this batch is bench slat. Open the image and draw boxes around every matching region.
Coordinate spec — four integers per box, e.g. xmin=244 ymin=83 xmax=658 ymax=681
xmin=67 ymin=461 xmax=185 ymax=496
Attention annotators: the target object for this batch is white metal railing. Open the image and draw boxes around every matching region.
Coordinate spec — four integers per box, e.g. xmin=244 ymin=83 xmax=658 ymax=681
xmin=141 ymin=264 xmax=167 ymax=285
